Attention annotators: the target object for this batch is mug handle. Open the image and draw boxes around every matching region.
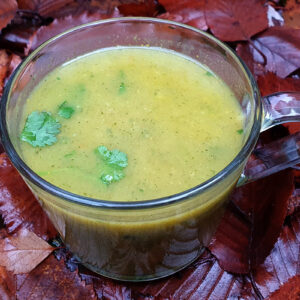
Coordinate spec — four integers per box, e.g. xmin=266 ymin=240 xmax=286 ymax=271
xmin=238 ymin=92 xmax=300 ymax=186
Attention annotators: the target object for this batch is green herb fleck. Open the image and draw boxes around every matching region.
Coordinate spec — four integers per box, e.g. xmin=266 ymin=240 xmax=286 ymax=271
xmin=205 ymin=71 xmax=214 ymax=77
xmin=101 ymin=170 xmax=125 ymax=185
xmin=64 ymin=150 xmax=76 ymax=158
xmin=56 ymin=76 xmax=61 ymax=80
xmin=96 ymin=146 xmax=128 ymax=185
xmin=21 ymin=111 xmax=61 ymax=147
xmin=58 ymin=101 xmax=75 ymax=119
xmin=237 ymin=129 xmax=244 ymax=134
xmin=119 ymin=82 xmax=126 ymax=94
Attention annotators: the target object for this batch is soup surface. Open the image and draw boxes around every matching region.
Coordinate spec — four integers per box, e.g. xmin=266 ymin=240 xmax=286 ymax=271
xmin=19 ymin=47 xmax=244 ymax=201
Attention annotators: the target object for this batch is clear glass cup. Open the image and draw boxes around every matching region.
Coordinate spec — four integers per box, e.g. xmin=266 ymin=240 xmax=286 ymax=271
xmin=0 ymin=18 xmax=299 ymax=281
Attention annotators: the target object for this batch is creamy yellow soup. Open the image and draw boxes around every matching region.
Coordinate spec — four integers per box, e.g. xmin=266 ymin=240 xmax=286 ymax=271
xmin=20 ymin=47 xmax=244 ymax=201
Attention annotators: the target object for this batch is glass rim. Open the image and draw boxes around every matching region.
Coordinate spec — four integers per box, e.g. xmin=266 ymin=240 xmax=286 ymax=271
xmin=0 ymin=17 xmax=262 ymax=210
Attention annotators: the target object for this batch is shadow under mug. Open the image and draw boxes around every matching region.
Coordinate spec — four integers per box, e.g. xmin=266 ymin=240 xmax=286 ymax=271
xmin=0 ymin=18 xmax=300 ymax=281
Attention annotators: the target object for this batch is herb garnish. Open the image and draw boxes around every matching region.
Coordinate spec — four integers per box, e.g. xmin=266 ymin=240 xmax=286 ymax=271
xmin=237 ymin=129 xmax=244 ymax=134
xmin=58 ymin=101 xmax=75 ymax=119
xmin=96 ymin=145 xmax=128 ymax=185
xmin=21 ymin=111 xmax=61 ymax=147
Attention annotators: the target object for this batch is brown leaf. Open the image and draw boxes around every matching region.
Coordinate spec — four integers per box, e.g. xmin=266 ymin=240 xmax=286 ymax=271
xmin=0 ymin=266 xmax=16 ymax=300
xmin=205 ymin=0 xmax=268 ymax=41
xmin=0 ymin=50 xmax=10 ymax=97
xmin=0 ymin=50 xmax=21 ymax=97
xmin=128 ymin=250 xmax=256 ymax=299
xmin=209 ymin=169 xmax=294 ymax=274
xmin=16 ymin=255 xmax=97 ymax=299
xmin=237 ymin=26 xmax=300 ymax=78
xmin=257 ymin=72 xmax=300 ymax=96
xmin=253 ymin=211 xmax=300 ymax=298
xmin=0 ymin=153 xmax=58 ymax=240
xmin=158 ymin=0 xmax=207 ymax=31
xmin=118 ymin=0 xmax=162 ymax=17
xmin=267 ymin=275 xmax=300 ymax=299
xmin=283 ymin=0 xmax=300 ymax=29
xmin=0 ymin=0 xmax=18 ymax=31
xmin=28 ymin=10 xmax=121 ymax=52
xmin=0 ymin=228 xmax=53 ymax=274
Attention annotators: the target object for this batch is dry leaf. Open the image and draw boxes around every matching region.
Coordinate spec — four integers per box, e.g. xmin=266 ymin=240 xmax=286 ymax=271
xmin=0 ymin=0 xmax=17 ymax=31
xmin=209 ymin=169 xmax=294 ymax=274
xmin=0 ymin=266 xmax=16 ymax=300
xmin=237 ymin=26 xmax=300 ymax=78
xmin=267 ymin=275 xmax=300 ymax=299
xmin=118 ymin=0 xmax=162 ymax=17
xmin=253 ymin=211 xmax=300 ymax=298
xmin=0 ymin=228 xmax=53 ymax=274
xmin=28 ymin=10 xmax=121 ymax=52
xmin=158 ymin=0 xmax=207 ymax=31
xmin=257 ymin=72 xmax=300 ymax=96
xmin=283 ymin=0 xmax=300 ymax=29
xmin=16 ymin=255 xmax=97 ymax=299
xmin=205 ymin=0 xmax=268 ymax=41
xmin=0 ymin=153 xmax=58 ymax=240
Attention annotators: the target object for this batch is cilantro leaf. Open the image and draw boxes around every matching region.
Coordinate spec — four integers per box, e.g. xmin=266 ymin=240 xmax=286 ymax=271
xmin=96 ymin=146 xmax=128 ymax=185
xmin=58 ymin=101 xmax=75 ymax=119
xmin=100 ymin=170 xmax=125 ymax=185
xmin=97 ymin=146 xmax=128 ymax=169
xmin=237 ymin=129 xmax=244 ymax=134
xmin=21 ymin=111 xmax=61 ymax=147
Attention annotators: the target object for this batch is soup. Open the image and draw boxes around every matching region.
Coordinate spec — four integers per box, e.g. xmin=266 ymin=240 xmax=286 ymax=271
xmin=20 ymin=47 xmax=244 ymax=201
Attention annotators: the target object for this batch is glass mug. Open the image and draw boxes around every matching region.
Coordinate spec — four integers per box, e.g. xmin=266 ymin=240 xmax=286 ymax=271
xmin=0 ymin=18 xmax=299 ymax=281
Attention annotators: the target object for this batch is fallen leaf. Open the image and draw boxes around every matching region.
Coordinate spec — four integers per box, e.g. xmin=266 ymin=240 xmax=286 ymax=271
xmin=205 ymin=0 xmax=268 ymax=41
xmin=0 ymin=228 xmax=53 ymax=274
xmin=0 ymin=153 xmax=58 ymax=240
xmin=128 ymin=250 xmax=256 ymax=299
xmin=283 ymin=0 xmax=300 ymax=29
xmin=158 ymin=0 xmax=207 ymax=31
xmin=0 ymin=50 xmax=10 ymax=97
xmin=0 ymin=0 xmax=17 ymax=31
xmin=209 ymin=169 xmax=294 ymax=274
xmin=267 ymin=5 xmax=284 ymax=27
xmin=16 ymin=255 xmax=97 ymax=299
xmin=28 ymin=10 xmax=121 ymax=52
xmin=0 ymin=50 xmax=21 ymax=97
xmin=80 ymin=269 xmax=132 ymax=299
xmin=253 ymin=211 xmax=300 ymax=298
xmin=267 ymin=275 xmax=300 ymax=299
xmin=237 ymin=26 xmax=300 ymax=78
xmin=0 ymin=266 xmax=16 ymax=300
xmin=118 ymin=0 xmax=162 ymax=17
xmin=257 ymin=72 xmax=300 ymax=96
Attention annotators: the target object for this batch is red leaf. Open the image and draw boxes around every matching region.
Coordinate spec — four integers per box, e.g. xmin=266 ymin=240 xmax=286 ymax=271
xmin=0 ymin=228 xmax=54 ymax=274
xmin=253 ymin=212 xmax=300 ymax=298
xmin=128 ymin=251 xmax=256 ymax=299
xmin=268 ymin=276 xmax=300 ymax=299
xmin=0 ymin=0 xmax=17 ymax=31
xmin=209 ymin=169 xmax=294 ymax=274
xmin=0 ymin=50 xmax=10 ymax=97
xmin=283 ymin=0 xmax=300 ymax=29
xmin=16 ymin=255 xmax=97 ymax=299
xmin=118 ymin=0 xmax=162 ymax=17
xmin=257 ymin=72 xmax=300 ymax=96
xmin=237 ymin=26 xmax=300 ymax=78
xmin=28 ymin=10 xmax=121 ymax=52
xmin=0 ymin=266 xmax=16 ymax=300
xmin=0 ymin=50 xmax=20 ymax=98
xmin=205 ymin=0 xmax=268 ymax=41
xmin=0 ymin=153 xmax=58 ymax=240
xmin=158 ymin=0 xmax=207 ymax=31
